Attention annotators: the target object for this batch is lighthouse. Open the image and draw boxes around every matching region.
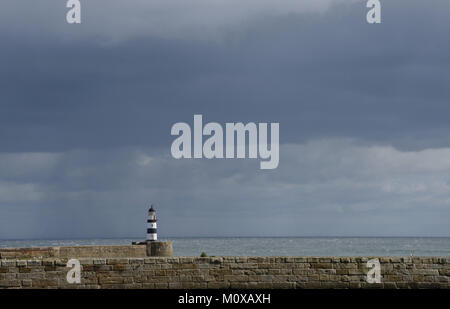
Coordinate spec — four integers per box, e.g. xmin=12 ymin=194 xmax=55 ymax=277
xmin=147 ymin=205 xmax=157 ymax=241
xmin=142 ymin=204 xmax=173 ymax=256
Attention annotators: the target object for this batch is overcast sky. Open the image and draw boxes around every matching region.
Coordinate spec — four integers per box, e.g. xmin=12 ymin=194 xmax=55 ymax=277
xmin=1 ymin=0 xmax=450 ymax=239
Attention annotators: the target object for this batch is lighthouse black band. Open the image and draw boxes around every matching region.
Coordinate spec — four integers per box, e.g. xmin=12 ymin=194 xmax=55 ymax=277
xmin=147 ymin=228 xmax=157 ymax=233
xmin=147 ymin=219 xmax=157 ymax=223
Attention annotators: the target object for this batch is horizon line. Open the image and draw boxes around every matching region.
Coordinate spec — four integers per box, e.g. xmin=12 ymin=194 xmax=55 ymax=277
xmin=2 ymin=235 xmax=450 ymax=241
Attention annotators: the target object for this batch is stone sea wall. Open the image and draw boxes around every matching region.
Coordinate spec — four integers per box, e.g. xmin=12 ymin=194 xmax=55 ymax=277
xmin=0 ymin=245 xmax=147 ymax=259
xmin=0 ymin=256 xmax=449 ymax=289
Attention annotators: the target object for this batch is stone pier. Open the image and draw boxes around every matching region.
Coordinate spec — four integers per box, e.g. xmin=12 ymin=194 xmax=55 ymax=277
xmin=0 ymin=253 xmax=449 ymax=289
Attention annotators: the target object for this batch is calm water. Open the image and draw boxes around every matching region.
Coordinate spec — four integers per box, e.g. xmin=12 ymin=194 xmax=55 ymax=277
xmin=0 ymin=237 xmax=449 ymax=256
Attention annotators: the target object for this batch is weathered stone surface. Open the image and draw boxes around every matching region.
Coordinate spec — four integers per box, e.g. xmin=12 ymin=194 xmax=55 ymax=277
xmin=0 ymin=255 xmax=448 ymax=289
xmin=0 ymin=245 xmax=146 ymax=259
xmin=1 ymin=260 xmax=16 ymax=267
xmin=27 ymin=260 xmax=42 ymax=267
xmin=146 ymin=241 xmax=173 ymax=257
xmin=93 ymin=258 xmax=107 ymax=265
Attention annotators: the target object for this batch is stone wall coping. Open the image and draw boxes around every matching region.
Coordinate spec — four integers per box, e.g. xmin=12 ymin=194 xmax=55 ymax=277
xmin=0 ymin=244 xmax=145 ymax=251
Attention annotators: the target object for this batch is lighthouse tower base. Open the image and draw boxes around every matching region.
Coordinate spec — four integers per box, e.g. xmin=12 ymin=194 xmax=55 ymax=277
xmin=146 ymin=241 xmax=173 ymax=257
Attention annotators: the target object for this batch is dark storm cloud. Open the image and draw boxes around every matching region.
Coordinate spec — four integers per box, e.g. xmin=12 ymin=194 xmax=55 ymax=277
xmin=0 ymin=0 xmax=450 ymax=238
xmin=0 ymin=0 xmax=449 ymax=152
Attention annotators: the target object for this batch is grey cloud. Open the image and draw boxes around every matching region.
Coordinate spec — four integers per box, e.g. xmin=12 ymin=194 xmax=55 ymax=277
xmin=1 ymin=0 xmax=358 ymax=41
xmin=1 ymin=140 xmax=450 ymax=238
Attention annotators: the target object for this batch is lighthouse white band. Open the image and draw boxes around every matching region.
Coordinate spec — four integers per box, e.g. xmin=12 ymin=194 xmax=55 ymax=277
xmin=147 ymin=232 xmax=157 ymax=241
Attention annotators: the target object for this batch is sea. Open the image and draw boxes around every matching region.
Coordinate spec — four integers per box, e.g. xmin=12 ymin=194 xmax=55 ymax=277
xmin=1 ymin=237 xmax=449 ymax=256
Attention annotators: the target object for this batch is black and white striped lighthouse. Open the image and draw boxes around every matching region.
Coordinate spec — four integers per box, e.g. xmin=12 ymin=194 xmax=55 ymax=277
xmin=146 ymin=205 xmax=157 ymax=241
xmin=143 ymin=204 xmax=173 ymax=256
